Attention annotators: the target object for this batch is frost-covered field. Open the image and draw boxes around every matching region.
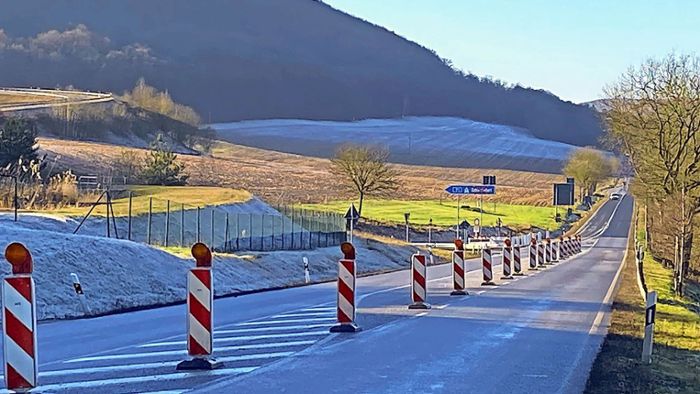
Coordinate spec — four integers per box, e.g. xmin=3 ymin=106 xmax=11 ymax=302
xmin=0 ymin=214 xmax=417 ymax=321
xmin=212 ymin=117 xmax=578 ymax=173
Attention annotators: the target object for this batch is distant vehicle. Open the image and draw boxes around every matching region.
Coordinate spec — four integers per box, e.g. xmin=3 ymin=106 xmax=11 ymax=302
xmin=610 ymin=192 xmax=622 ymax=200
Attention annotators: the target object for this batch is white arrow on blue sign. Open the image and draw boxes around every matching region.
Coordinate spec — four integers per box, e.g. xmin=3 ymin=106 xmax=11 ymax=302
xmin=445 ymin=185 xmax=496 ymax=195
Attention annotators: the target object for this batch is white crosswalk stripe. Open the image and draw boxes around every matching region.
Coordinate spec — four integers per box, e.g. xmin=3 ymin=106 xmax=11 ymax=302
xmin=15 ymin=306 xmax=335 ymax=393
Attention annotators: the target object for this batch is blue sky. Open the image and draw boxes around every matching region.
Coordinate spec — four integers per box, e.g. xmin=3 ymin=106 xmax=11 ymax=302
xmin=324 ymin=0 xmax=700 ymax=103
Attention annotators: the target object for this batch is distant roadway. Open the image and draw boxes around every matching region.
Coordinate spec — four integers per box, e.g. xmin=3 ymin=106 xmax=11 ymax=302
xmin=0 ymin=195 xmax=631 ymax=393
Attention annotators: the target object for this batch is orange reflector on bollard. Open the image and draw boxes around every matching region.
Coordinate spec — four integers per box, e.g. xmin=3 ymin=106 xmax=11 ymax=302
xmin=340 ymin=242 xmax=355 ymax=260
xmin=191 ymin=243 xmax=212 ymax=267
xmin=5 ymin=243 xmax=32 ymax=274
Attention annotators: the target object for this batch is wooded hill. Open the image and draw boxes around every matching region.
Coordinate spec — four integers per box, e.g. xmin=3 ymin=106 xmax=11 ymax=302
xmin=0 ymin=0 xmax=602 ymax=146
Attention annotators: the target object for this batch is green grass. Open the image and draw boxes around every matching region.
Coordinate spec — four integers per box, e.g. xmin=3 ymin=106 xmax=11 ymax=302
xmin=37 ymin=186 xmax=251 ymax=217
xmin=586 ymin=202 xmax=700 ymax=394
xmin=300 ymin=199 xmax=559 ymax=230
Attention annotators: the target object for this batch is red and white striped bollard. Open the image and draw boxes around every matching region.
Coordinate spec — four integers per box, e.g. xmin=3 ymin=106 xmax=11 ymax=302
xmin=2 ymin=243 xmax=38 ymax=392
xmin=331 ymin=242 xmax=361 ymax=332
xmin=513 ymin=241 xmax=524 ymax=275
xmin=177 ymin=243 xmax=223 ymax=370
xmin=501 ymin=239 xmax=513 ymax=279
xmin=451 ymin=239 xmax=468 ymax=296
xmin=537 ymin=241 xmax=546 ymax=267
xmin=529 ymin=238 xmax=538 ymax=270
xmin=481 ymin=247 xmax=495 ymax=285
xmin=409 ymin=253 xmax=431 ymax=309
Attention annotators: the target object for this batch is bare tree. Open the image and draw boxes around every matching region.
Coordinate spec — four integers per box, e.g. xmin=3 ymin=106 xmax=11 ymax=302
xmin=604 ymin=53 xmax=700 ymax=295
xmin=330 ymin=144 xmax=398 ymax=217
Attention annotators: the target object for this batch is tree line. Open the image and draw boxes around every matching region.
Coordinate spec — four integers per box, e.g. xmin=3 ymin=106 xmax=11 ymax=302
xmin=605 ymin=53 xmax=700 ymax=295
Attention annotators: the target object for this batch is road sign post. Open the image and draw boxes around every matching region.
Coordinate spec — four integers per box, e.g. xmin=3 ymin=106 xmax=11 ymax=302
xmin=344 ymin=204 xmax=360 ymax=243
xmin=404 ymin=212 xmax=410 ymax=243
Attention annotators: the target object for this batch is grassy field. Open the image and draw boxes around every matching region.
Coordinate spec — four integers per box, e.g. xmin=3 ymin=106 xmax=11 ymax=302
xmin=37 ymin=186 xmax=251 ymax=217
xmin=38 ymin=138 xmax=562 ymax=206
xmin=586 ymin=204 xmax=700 ymax=394
xmin=300 ymin=199 xmax=560 ymax=230
xmin=0 ymin=92 xmax=58 ymax=106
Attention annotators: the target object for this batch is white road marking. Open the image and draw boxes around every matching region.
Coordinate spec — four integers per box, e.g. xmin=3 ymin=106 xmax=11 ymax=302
xmin=300 ymin=306 xmax=335 ymax=312
xmin=239 ymin=317 xmax=336 ymax=326
xmin=140 ymin=331 xmax=328 ymax=348
xmin=215 ymin=323 xmax=330 ymax=335
xmin=0 ymin=367 xmax=258 ymax=393
xmin=42 ymin=352 xmax=294 ymax=377
xmin=273 ymin=311 xmax=334 ymax=318
xmin=66 ymin=340 xmax=317 ymax=363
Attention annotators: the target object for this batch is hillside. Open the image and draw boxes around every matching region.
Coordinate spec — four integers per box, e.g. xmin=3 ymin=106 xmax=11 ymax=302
xmin=0 ymin=0 xmax=601 ymax=146
xmin=213 ymin=117 xmax=576 ymax=173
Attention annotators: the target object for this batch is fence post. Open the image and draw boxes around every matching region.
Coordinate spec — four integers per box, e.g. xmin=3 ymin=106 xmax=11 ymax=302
xmin=147 ymin=197 xmax=153 ymax=245
xmin=210 ymin=209 xmax=215 ymax=251
xmin=224 ymin=213 xmax=230 ymax=252
xmin=127 ymin=191 xmax=133 ymax=241
xmin=249 ymin=213 xmax=253 ymax=250
xmin=165 ymin=200 xmax=170 ymax=247
xmin=282 ymin=212 xmax=286 ymax=250
xmin=197 ymin=207 xmax=201 ymax=243
xmin=291 ymin=210 xmax=296 ymax=250
xmin=271 ymin=215 xmax=276 ymax=251
xmin=261 ymin=214 xmax=266 ymax=251
xmin=180 ymin=204 xmax=185 ymax=247
xmin=235 ymin=213 xmax=240 ymax=250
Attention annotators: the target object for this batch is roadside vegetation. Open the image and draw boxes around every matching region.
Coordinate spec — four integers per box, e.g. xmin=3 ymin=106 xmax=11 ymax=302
xmin=33 ymin=79 xmax=213 ymax=151
xmin=605 ymin=53 xmax=700 ymax=295
xmin=586 ymin=204 xmax=700 ymax=394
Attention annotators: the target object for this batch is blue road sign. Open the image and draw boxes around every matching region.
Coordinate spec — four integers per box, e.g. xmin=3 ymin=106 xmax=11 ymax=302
xmin=445 ymin=185 xmax=496 ymax=195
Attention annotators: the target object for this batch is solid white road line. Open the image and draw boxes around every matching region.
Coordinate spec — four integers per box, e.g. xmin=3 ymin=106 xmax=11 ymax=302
xmin=272 ymin=311 xmax=335 ymax=318
xmin=41 ymin=352 xmax=294 ymax=377
xmin=140 ymin=331 xmax=329 ymax=348
xmin=0 ymin=367 xmax=258 ymax=393
xmin=65 ymin=340 xmax=317 ymax=364
xmin=238 ymin=317 xmax=336 ymax=326
xmin=215 ymin=323 xmax=330 ymax=335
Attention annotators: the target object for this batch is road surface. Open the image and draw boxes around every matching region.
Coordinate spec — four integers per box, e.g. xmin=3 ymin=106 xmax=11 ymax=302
xmin=0 ymin=194 xmax=631 ymax=393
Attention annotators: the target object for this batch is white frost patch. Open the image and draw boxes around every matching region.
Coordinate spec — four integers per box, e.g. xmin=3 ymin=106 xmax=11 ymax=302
xmin=0 ymin=217 xmax=415 ymax=320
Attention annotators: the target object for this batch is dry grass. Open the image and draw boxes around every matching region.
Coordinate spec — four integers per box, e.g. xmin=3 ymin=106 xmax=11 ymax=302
xmin=0 ymin=92 xmax=60 ymax=106
xmin=39 ymin=138 xmax=562 ymax=206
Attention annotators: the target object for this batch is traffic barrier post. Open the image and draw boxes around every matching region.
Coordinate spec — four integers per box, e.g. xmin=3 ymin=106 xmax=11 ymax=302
xmin=501 ymin=239 xmax=513 ymax=279
xmin=529 ymin=238 xmax=539 ymax=270
xmin=513 ymin=241 xmax=524 ymax=276
xmin=481 ymin=247 xmax=496 ymax=285
xmin=642 ymin=290 xmax=657 ymax=363
xmin=546 ymin=238 xmax=556 ymax=264
xmin=537 ymin=241 xmax=546 ymax=268
xmin=2 ymin=243 xmax=38 ymax=391
xmin=409 ymin=253 xmax=431 ymax=309
xmin=330 ymin=242 xmax=361 ymax=332
xmin=451 ymin=239 xmax=468 ymax=296
xmin=177 ymin=243 xmax=223 ymax=370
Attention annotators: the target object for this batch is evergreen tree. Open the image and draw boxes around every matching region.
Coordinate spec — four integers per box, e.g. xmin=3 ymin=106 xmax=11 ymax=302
xmin=140 ymin=133 xmax=188 ymax=185
xmin=0 ymin=117 xmax=38 ymax=168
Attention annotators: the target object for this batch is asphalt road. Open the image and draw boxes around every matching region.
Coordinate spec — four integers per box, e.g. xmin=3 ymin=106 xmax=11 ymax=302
xmin=0 ymin=194 xmax=632 ymax=393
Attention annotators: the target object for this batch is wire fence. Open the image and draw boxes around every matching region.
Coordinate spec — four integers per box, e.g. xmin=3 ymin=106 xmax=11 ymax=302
xmin=96 ymin=198 xmax=347 ymax=252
